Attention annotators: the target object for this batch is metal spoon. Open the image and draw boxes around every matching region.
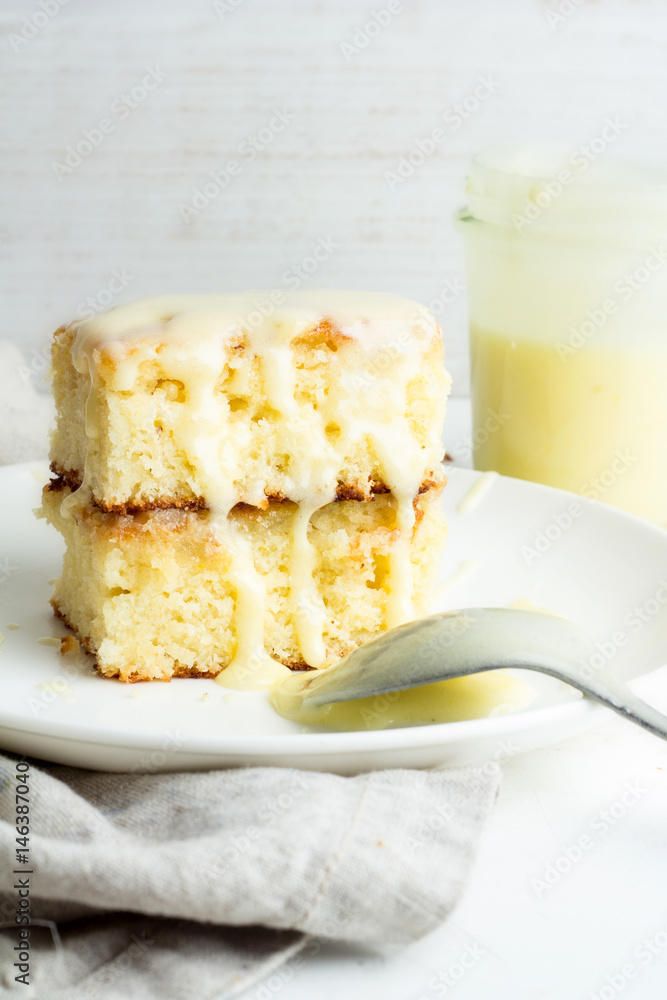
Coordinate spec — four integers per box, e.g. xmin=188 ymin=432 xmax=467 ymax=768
xmin=291 ymin=608 xmax=667 ymax=740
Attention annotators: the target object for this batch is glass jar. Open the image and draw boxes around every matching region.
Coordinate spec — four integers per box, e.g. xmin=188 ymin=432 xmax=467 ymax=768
xmin=455 ymin=143 xmax=667 ymax=527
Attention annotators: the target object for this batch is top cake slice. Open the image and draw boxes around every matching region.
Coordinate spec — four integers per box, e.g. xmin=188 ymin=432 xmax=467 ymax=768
xmin=50 ymin=291 xmax=450 ymax=514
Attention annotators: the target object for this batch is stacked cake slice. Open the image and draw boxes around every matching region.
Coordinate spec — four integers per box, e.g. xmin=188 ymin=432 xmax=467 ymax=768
xmin=42 ymin=291 xmax=451 ymax=685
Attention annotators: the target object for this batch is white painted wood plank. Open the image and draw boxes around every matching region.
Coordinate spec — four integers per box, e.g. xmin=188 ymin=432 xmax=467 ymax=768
xmin=2 ymin=0 xmax=667 ymax=394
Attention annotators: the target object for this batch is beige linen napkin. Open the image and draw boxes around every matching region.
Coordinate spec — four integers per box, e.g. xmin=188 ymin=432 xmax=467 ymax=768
xmin=0 ymin=754 xmax=500 ymax=999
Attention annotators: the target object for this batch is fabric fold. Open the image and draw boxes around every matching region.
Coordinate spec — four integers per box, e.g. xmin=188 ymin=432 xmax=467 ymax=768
xmin=0 ymin=754 xmax=499 ymax=998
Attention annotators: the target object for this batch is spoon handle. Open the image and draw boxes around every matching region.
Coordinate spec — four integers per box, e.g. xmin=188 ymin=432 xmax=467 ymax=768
xmin=298 ymin=608 xmax=667 ymax=742
xmin=555 ymin=664 xmax=667 ymax=740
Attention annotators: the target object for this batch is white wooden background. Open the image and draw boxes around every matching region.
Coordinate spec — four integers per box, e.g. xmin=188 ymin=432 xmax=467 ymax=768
xmin=2 ymin=0 xmax=667 ymax=394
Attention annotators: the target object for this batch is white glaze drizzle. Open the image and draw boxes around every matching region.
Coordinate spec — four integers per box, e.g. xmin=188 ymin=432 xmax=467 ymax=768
xmin=64 ymin=292 xmax=447 ymax=686
xmin=214 ymin=520 xmax=291 ymax=691
xmin=457 ymin=471 xmax=498 ymax=514
xmin=289 ymin=504 xmax=328 ymax=668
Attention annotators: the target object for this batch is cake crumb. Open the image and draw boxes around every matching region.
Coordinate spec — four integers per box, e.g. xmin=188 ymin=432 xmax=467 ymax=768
xmin=60 ymin=635 xmax=80 ymax=656
xmin=6 ymin=623 xmax=19 ymax=630
xmin=37 ymin=636 xmax=61 ymax=647
xmin=200 ymin=691 xmax=211 ymax=702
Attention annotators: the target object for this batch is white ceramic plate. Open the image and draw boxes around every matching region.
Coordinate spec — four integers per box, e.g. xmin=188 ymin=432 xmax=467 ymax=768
xmin=1 ymin=462 xmax=666 ymax=774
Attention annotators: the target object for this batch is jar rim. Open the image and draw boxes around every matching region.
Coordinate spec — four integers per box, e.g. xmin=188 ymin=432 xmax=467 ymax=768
xmin=460 ymin=143 xmax=667 ymax=241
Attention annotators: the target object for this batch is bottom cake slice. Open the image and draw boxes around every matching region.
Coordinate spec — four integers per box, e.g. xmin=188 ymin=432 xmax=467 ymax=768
xmin=41 ymin=484 xmax=446 ymax=683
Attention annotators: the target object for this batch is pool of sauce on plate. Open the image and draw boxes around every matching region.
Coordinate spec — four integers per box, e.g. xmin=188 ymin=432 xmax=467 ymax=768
xmin=269 ymin=669 xmax=535 ymax=731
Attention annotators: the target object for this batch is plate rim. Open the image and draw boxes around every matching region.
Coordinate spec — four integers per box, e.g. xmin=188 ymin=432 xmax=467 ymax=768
xmin=0 ymin=695 xmax=605 ymax=755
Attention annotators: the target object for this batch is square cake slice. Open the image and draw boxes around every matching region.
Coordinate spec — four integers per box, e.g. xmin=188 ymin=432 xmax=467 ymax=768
xmin=43 ymin=291 xmax=451 ymax=685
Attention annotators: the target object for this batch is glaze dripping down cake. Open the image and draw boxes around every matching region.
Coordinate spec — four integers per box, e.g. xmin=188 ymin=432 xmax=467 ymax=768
xmin=42 ymin=291 xmax=451 ymax=685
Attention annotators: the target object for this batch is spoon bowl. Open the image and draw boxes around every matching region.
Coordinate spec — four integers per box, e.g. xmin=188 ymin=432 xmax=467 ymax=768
xmin=275 ymin=609 xmax=667 ymax=740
